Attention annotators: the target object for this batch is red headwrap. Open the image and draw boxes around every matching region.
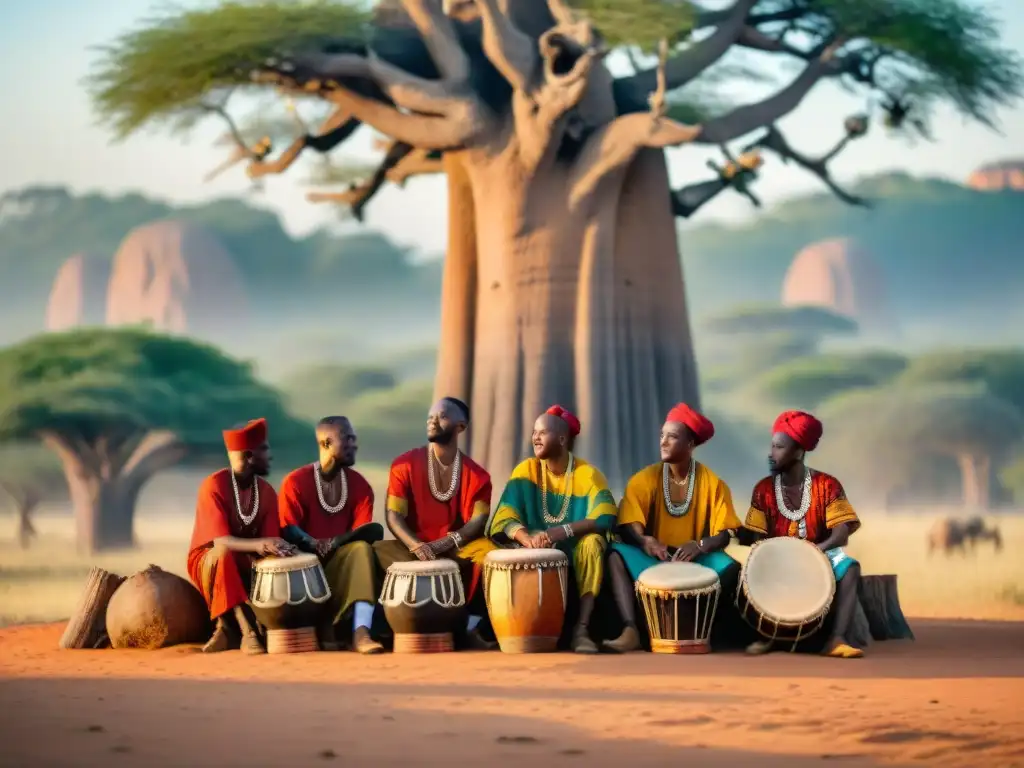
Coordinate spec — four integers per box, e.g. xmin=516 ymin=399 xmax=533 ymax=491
xmin=545 ymin=405 xmax=581 ymax=436
xmin=772 ymin=410 xmax=823 ymax=452
xmin=665 ymin=403 xmax=715 ymax=446
xmin=222 ymin=418 xmax=268 ymax=452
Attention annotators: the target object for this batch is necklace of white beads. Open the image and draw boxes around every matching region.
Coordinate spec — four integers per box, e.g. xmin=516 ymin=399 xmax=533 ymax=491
xmin=775 ymin=468 xmax=812 ymax=538
xmin=230 ymin=471 xmax=259 ymax=526
xmin=314 ymin=462 xmax=348 ymax=514
xmin=427 ymin=446 xmax=461 ymax=502
xmin=662 ymin=459 xmax=695 ymax=517
xmin=541 ymin=453 xmax=575 ymax=524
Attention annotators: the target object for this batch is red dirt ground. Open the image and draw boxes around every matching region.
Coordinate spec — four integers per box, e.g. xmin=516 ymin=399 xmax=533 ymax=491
xmin=1 ymin=620 xmax=1022 ymax=767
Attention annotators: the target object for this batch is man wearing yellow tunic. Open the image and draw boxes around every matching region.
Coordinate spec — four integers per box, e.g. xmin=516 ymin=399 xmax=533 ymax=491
xmin=488 ymin=405 xmax=618 ymax=654
xmin=604 ymin=403 xmax=743 ymax=653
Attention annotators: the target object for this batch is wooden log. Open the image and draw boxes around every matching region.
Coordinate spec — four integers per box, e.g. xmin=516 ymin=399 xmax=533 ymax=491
xmin=858 ymin=574 xmax=914 ymax=641
xmin=848 ymin=600 xmax=872 ymax=649
xmin=58 ymin=566 xmax=125 ymax=650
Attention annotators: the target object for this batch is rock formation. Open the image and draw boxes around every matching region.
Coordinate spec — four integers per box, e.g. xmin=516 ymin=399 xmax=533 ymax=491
xmin=105 ymin=220 xmax=248 ymax=339
xmin=966 ymin=159 xmax=1024 ymax=191
xmin=45 ymin=253 xmax=110 ymax=330
xmin=781 ymin=237 xmax=894 ymax=333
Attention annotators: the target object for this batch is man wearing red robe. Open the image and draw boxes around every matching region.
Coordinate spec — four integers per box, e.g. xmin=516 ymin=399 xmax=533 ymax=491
xmin=187 ymin=418 xmax=295 ymax=654
xmin=742 ymin=410 xmax=864 ymax=659
xmin=374 ymin=397 xmax=497 ymax=650
xmin=279 ymin=415 xmax=384 ymax=654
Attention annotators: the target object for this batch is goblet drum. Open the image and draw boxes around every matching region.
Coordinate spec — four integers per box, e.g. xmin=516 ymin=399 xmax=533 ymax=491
xmin=380 ymin=559 xmax=466 ymax=653
xmin=636 ymin=562 xmax=721 ymax=654
xmin=484 ymin=547 xmax=568 ymax=653
xmin=249 ymin=553 xmax=332 ymax=654
xmin=736 ymin=537 xmax=836 ymax=649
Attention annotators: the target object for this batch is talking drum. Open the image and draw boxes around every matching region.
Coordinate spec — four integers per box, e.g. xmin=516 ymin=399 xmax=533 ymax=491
xmin=249 ymin=553 xmax=332 ymax=654
xmin=636 ymin=562 xmax=721 ymax=654
xmin=736 ymin=537 xmax=836 ymax=649
xmin=484 ymin=548 xmax=568 ymax=653
xmin=380 ymin=559 xmax=466 ymax=653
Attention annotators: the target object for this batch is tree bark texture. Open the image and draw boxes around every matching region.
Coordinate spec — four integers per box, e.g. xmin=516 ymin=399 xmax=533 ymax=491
xmin=858 ymin=574 xmax=915 ymax=642
xmin=59 ymin=566 xmax=126 ymax=650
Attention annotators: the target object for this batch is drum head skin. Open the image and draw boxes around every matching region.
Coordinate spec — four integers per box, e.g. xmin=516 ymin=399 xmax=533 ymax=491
xmin=485 ymin=548 xmax=569 ymax=565
xmin=638 ymin=562 xmax=719 ymax=591
xmin=387 ymin=558 xmax=460 ymax=576
xmin=255 ymin=552 xmax=319 ymax=572
xmin=743 ymin=538 xmax=835 ymax=624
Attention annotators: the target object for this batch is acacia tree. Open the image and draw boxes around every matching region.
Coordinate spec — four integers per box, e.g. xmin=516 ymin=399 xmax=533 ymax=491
xmin=0 ymin=445 xmax=67 ymax=549
xmin=89 ymin=0 xmax=1021 ymax=487
xmin=0 ymin=329 xmax=309 ymax=552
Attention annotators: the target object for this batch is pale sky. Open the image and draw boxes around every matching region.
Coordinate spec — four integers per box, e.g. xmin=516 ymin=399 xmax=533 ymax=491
xmin=2 ymin=0 xmax=1023 ymax=258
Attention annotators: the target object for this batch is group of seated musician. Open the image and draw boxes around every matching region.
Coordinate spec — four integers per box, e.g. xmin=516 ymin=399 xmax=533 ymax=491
xmin=187 ymin=396 xmax=864 ymax=659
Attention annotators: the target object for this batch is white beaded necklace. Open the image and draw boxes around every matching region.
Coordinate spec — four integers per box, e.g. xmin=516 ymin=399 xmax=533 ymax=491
xmin=427 ymin=446 xmax=461 ymax=502
xmin=230 ymin=471 xmax=259 ymax=526
xmin=662 ymin=459 xmax=695 ymax=517
xmin=541 ymin=453 xmax=574 ymax=524
xmin=775 ymin=468 xmax=812 ymax=538
xmin=313 ymin=462 xmax=348 ymax=514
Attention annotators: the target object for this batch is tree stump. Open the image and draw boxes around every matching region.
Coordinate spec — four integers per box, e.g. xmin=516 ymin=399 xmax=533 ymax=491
xmin=858 ymin=574 xmax=914 ymax=641
xmin=105 ymin=565 xmax=211 ymax=649
xmin=848 ymin=600 xmax=872 ymax=649
xmin=59 ymin=566 xmax=125 ymax=649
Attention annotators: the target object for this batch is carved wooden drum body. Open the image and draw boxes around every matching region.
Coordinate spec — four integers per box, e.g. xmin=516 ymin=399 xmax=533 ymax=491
xmin=380 ymin=559 xmax=466 ymax=653
xmin=484 ymin=548 xmax=568 ymax=653
xmin=736 ymin=537 xmax=836 ymax=649
xmin=636 ymin=562 xmax=721 ymax=654
xmin=250 ymin=553 xmax=331 ymax=654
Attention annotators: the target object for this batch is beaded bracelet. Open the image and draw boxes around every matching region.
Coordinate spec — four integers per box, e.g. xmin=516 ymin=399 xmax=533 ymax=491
xmin=561 ymin=524 xmax=574 ymax=539
xmin=449 ymin=531 xmax=463 ymax=548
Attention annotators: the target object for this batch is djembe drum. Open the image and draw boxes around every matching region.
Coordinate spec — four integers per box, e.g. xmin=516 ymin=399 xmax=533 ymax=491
xmin=636 ymin=562 xmax=721 ymax=654
xmin=484 ymin=548 xmax=568 ymax=653
xmin=249 ymin=553 xmax=332 ymax=654
xmin=736 ymin=537 xmax=836 ymax=649
xmin=380 ymin=559 xmax=466 ymax=653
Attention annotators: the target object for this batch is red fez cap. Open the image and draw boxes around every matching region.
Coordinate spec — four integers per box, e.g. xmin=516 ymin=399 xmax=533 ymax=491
xmin=772 ymin=410 xmax=823 ymax=452
xmin=665 ymin=403 xmax=715 ymax=446
xmin=222 ymin=418 xmax=268 ymax=452
xmin=545 ymin=405 xmax=581 ymax=436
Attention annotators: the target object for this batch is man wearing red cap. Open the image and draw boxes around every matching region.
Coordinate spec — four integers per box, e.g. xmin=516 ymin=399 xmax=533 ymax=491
xmin=278 ymin=416 xmax=384 ymax=654
xmin=375 ymin=397 xmax=498 ymax=650
xmin=742 ymin=410 xmax=864 ymax=659
xmin=488 ymin=405 xmax=619 ymax=654
xmin=187 ymin=418 xmax=296 ymax=654
xmin=604 ymin=403 xmax=743 ymax=653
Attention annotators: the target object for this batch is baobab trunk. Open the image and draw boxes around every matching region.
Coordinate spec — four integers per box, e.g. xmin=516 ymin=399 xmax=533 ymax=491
xmin=64 ymin=467 xmax=141 ymax=552
xmin=444 ymin=148 xmax=699 ymax=491
xmin=957 ymin=453 xmax=991 ymax=510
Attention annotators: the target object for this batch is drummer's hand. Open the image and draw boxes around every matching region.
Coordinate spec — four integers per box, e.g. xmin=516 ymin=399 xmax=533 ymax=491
xmin=315 ymin=539 xmax=336 ymax=559
xmin=410 ymin=542 xmax=436 ymax=561
xmin=672 ymin=541 xmax=701 ymax=562
xmin=428 ymin=537 xmax=455 ymax=557
xmin=642 ymin=536 xmax=669 ymax=561
xmin=260 ymin=538 xmax=295 ymax=557
xmin=529 ymin=531 xmax=552 ymax=549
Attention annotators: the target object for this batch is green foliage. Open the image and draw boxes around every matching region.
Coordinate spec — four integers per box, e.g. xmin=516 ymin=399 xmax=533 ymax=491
xmin=0 ymin=444 xmax=67 ymax=509
xmin=0 ymin=328 xmax=309 ymax=456
xmin=346 ymin=379 xmax=434 ymax=465
xmin=896 ymin=349 xmax=1024 ymax=415
xmin=87 ymin=1 xmax=372 ymax=138
xmin=279 ymin=363 xmax=398 ymax=422
xmin=569 ymin=0 xmax=695 ymax=49
xmin=747 ymin=352 xmax=908 ymax=409
xmin=998 ymin=454 xmax=1024 ymax=505
xmin=703 ymin=304 xmax=859 ymax=337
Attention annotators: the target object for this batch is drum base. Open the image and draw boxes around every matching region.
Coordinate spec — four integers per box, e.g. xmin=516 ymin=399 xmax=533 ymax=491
xmin=393 ymin=632 xmax=454 ymax=654
xmin=266 ymin=627 xmax=319 ymax=654
xmin=496 ymin=636 xmax=559 ymax=654
xmin=651 ymin=638 xmax=711 ymax=655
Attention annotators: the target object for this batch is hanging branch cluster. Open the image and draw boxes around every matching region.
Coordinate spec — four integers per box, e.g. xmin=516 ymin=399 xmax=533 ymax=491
xmin=179 ymin=0 xmax=1019 ymax=219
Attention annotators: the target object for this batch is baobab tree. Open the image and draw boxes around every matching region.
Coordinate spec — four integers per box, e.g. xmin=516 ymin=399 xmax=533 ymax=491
xmin=89 ymin=0 xmax=1021 ymax=487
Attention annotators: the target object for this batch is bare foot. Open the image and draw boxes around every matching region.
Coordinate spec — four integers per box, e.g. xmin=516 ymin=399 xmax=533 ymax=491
xmin=572 ymin=625 xmax=598 ymax=655
xmin=352 ymin=627 xmax=385 ymax=655
xmin=240 ymin=632 xmax=266 ymax=656
xmin=601 ymin=625 xmax=641 ymax=654
xmin=201 ymin=623 xmax=238 ymax=654
xmin=745 ymin=640 xmax=773 ymax=656
xmin=464 ymin=627 xmax=498 ymax=651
